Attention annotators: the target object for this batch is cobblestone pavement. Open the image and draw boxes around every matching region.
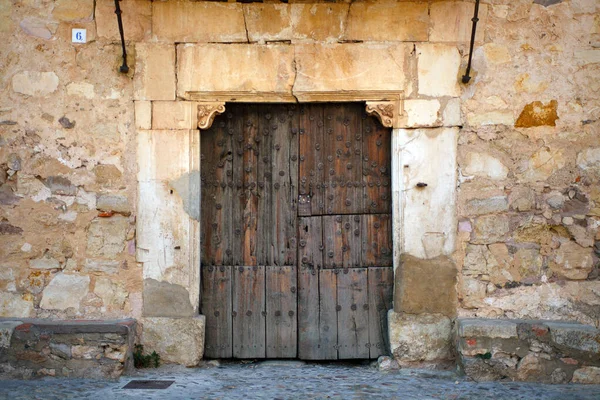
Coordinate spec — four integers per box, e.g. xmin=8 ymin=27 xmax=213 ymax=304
xmin=1 ymin=361 xmax=600 ymax=400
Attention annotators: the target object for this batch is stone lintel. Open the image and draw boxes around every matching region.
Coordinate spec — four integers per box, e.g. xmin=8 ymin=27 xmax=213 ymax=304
xmin=187 ymin=92 xmax=405 ymax=130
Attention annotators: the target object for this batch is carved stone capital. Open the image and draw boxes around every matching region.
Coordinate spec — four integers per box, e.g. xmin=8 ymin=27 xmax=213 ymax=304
xmin=197 ymin=102 xmax=226 ymax=130
xmin=365 ymin=101 xmax=401 ymax=129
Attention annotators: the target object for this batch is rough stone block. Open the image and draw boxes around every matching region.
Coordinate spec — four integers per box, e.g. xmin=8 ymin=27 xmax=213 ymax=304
xmin=94 ymin=277 xmax=128 ymax=309
xmin=83 ymin=259 xmax=121 ymax=275
xmin=291 ymin=3 xmax=348 ymax=42
xmin=547 ymin=322 xmax=600 ymax=354
xmin=402 ymin=99 xmax=441 ymax=128
xmin=142 ymin=316 xmax=205 ymax=366
xmin=66 ymin=82 xmax=95 ymax=99
xmin=87 ymin=215 xmax=129 ymax=258
xmin=53 ymin=0 xmax=94 ymax=22
xmin=135 ymin=101 xmax=151 ymax=130
xmin=429 ymin=2 xmax=488 ymax=42
xmin=12 ymin=71 xmax=59 ymax=97
xmin=244 ymin=4 xmax=291 ymax=42
xmin=177 ymin=44 xmax=295 ymax=101
xmin=134 ymin=43 xmax=176 ymax=101
xmin=152 ymin=101 xmax=197 ymax=130
xmin=467 ymin=110 xmax=515 ymax=127
xmin=520 ymin=147 xmax=566 ymax=183
xmin=464 ymin=196 xmax=509 ymax=216
xmin=550 ymin=241 xmax=594 ymax=280
xmin=394 ymin=255 xmax=457 ymax=317
xmin=509 ymin=187 xmax=536 ymax=211
xmin=574 ymin=50 xmax=600 ymax=65
xmin=18 ymin=17 xmax=57 ymax=40
xmin=29 ymin=256 xmax=60 ymax=270
xmin=572 ymin=366 xmax=600 ymax=384
xmin=462 ymin=152 xmax=509 ymax=180
xmin=96 ymin=194 xmax=130 ymax=214
xmin=143 ymin=278 xmax=195 ymax=318
xmin=443 ymin=98 xmax=462 ymax=126
xmin=0 ymin=294 xmax=33 ymax=318
xmin=417 ymin=44 xmax=461 ymax=97
xmin=388 ymin=312 xmax=453 ymax=363
xmin=294 ymin=43 xmax=407 ymax=99
xmin=345 ymin=2 xmax=428 ymax=42
xmin=472 ymin=214 xmax=510 ymax=244
xmin=0 ymin=1 xmax=14 ymax=34
xmin=96 ymin=0 xmax=151 ymax=41
xmin=94 ymin=164 xmax=123 ymax=189
xmin=153 ymin=1 xmax=246 ymax=43
xmin=40 ymin=273 xmax=90 ymax=311
xmin=458 ymin=319 xmax=518 ymax=339
xmin=577 ymin=147 xmax=600 ymax=174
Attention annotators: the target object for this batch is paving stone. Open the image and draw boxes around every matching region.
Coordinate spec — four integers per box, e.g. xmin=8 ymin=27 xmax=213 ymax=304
xmin=1 ymin=363 xmax=600 ymax=399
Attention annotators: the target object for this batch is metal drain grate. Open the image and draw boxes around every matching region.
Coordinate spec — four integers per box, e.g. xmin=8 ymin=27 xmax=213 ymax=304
xmin=123 ymin=380 xmax=175 ymax=389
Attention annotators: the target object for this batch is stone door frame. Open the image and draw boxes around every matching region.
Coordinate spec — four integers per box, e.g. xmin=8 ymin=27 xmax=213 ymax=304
xmin=137 ymin=44 xmax=460 ymax=363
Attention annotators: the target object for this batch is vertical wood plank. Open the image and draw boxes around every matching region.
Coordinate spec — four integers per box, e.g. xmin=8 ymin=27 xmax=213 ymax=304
xmin=337 ymin=268 xmax=369 ymax=359
xmin=342 ymin=215 xmax=362 ymax=269
xmin=298 ymin=216 xmax=324 ymax=359
xmin=266 ymin=266 xmax=297 ymax=358
xmin=256 ymin=104 xmax=273 ymax=265
xmin=324 ymin=104 xmax=363 ymax=215
xmin=232 ymin=265 xmax=266 ymax=358
xmin=361 ymin=214 xmax=393 ymax=267
xmin=298 ymin=216 xmax=323 ymax=272
xmin=318 ymin=269 xmax=339 ymax=359
xmin=323 ymin=215 xmax=343 ymax=269
xmin=298 ymin=104 xmax=324 ymax=216
xmin=201 ymin=265 xmax=232 ymax=358
xmin=362 ymin=113 xmax=392 ymax=214
xmin=232 ymin=105 xmax=259 ymax=266
xmin=368 ymin=267 xmax=394 ymax=358
xmin=298 ymin=267 xmax=319 ymax=359
xmin=200 ymin=114 xmax=233 ymax=266
xmin=271 ymin=105 xmax=298 ymax=266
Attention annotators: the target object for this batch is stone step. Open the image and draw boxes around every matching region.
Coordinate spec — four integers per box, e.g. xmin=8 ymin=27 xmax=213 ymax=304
xmin=0 ymin=318 xmax=136 ymax=379
xmin=456 ymin=318 xmax=600 ymax=384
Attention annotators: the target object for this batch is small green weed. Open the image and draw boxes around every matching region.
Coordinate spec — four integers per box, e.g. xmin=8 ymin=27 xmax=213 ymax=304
xmin=133 ymin=344 xmax=160 ymax=368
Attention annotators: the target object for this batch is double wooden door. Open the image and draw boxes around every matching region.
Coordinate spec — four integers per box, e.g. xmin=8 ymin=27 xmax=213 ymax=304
xmin=201 ymin=103 xmax=393 ymax=360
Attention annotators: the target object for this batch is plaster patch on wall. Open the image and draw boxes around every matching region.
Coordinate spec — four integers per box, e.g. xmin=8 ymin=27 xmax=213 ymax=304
xmin=169 ymin=170 xmax=201 ymax=221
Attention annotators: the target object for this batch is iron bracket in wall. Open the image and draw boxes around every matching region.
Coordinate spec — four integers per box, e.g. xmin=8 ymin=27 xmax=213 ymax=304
xmin=114 ymin=0 xmax=129 ymax=73
xmin=462 ymin=0 xmax=481 ymax=84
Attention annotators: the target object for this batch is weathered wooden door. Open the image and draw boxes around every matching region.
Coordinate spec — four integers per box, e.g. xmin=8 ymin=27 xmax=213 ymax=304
xmin=201 ymin=103 xmax=393 ymax=360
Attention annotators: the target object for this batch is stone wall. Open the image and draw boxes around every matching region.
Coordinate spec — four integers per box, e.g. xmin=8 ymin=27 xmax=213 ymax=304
xmin=455 ymin=0 xmax=600 ymax=328
xmin=0 ymin=0 xmax=140 ymax=323
xmin=0 ymin=0 xmax=598 ymax=367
